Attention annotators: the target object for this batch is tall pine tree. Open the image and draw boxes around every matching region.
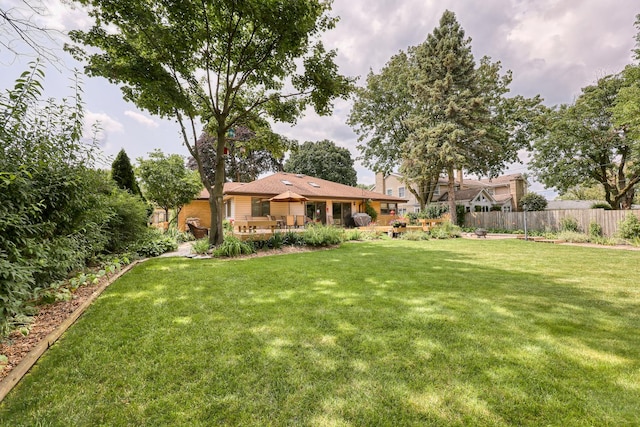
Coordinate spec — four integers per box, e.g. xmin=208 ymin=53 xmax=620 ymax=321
xmin=111 ymin=149 xmax=142 ymax=196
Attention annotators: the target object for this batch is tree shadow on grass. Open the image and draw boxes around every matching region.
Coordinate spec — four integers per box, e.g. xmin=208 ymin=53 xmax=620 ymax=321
xmin=1 ymin=241 xmax=639 ymax=425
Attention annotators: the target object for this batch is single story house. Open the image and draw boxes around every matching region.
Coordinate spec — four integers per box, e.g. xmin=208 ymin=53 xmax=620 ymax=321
xmin=178 ymin=172 xmax=408 ymax=231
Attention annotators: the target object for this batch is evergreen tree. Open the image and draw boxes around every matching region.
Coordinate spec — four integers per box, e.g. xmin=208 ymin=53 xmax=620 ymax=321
xmin=111 ymin=149 xmax=141 ymax=196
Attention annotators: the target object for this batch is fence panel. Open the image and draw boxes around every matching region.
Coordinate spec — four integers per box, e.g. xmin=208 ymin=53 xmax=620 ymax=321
xmin=464 ymin=209 xmax=640 ymax=236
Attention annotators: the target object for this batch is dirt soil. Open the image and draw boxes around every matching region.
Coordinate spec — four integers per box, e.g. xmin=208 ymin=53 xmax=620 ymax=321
xmin=0 ymin=279 xmax=105 ymax=383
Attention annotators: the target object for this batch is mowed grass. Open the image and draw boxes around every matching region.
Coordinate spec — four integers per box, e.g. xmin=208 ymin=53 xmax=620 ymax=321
xmin=1 ymin=239 xmax=639 ymax=426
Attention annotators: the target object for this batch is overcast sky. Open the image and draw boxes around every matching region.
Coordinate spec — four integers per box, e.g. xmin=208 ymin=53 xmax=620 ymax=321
xmin=1 ymin=0 xmax=638 ymax=196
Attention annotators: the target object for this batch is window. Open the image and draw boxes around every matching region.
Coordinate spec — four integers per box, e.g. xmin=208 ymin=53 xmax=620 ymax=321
xmin=398 ymin=187 xmax=405 ymax=198
xmin=380 ymin=202 xmax=398 ymax=215
xmin=433 ymin=185 xmax=440 ymax=196
xmin=308 ymin=182 xmax=320 ymax=188
xmin=251 ymin=197 xmax=270 ymax=217
xmin=386 ymin=189 xmax=393 ymax=196
xmin=398 ymin=208 xmax=407 ymax=216
xmin=281 ymin=180 xmax=292 ymax=186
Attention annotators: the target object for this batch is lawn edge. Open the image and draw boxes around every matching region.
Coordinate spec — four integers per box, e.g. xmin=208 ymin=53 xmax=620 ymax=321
xmin=0 ymin=259 xmax=145 ymax=403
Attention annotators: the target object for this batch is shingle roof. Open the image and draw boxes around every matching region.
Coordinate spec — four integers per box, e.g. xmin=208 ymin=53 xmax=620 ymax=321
xmin=196 ymin=172 xmax=407 ymax=202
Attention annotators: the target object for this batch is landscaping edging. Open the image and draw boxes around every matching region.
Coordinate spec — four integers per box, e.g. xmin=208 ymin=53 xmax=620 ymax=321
xmin=0 ymin=260 xmax=144 ymax=403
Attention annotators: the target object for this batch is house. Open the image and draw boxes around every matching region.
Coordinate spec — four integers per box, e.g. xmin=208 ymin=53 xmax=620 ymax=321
xmin=374 ymin=171 xmax=527 ymax=213
xmin=178 ymin=172 xmax=408 ymax=230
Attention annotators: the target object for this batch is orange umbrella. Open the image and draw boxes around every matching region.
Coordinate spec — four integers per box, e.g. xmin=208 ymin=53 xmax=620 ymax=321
xmin=270 ymin=190 xmax=308 ymax=215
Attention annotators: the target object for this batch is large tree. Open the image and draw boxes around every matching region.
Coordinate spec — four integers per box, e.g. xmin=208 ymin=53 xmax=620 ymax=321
xmin=136 ymin=150 xmax=203 ymax=224
xmin=67 ymin=0 xmax=352 ymax=244
xmin=530 ymin=73 xmax=640 ymax=209
xmin=349 ymin=11 xmax=540 ymax=217
xmin=188 ymin=123 xmax=295 ymax=183
xmin=284 ymin=139 xmax=357 ymax=186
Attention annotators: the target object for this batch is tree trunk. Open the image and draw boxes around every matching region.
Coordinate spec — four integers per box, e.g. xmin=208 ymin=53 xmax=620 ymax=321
xmin=209 ymin=125 xmax=227 ymax=245
xmin=447 ymin=166 xmax=457 ymax=225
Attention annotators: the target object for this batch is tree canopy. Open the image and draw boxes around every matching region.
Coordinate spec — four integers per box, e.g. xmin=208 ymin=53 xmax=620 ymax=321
xmin=530 ymin=73 xmax=640 ymax=209
xmin=136 ymin=150 xmax=203 ymax=223
xmin=349 ymin=10 xmax=541 ymax=217
xmin=284 ymin=140 xmax=357 ymax=186
xmin=67 ymin=0 xmax=353 ymax=244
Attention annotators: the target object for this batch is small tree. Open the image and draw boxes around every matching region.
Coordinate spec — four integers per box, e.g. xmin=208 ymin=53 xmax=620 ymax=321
xmin=519 ymin=193 xmax=547 ymax=211
xmin=111 ymin=149 xmax=142 ymax=196
xmin=137 ymin=150 xmax=202 ymax=225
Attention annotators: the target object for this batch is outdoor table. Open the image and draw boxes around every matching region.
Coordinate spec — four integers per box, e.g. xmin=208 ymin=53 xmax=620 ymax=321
xmin=235 ymin=219 xmax=278 ymax=233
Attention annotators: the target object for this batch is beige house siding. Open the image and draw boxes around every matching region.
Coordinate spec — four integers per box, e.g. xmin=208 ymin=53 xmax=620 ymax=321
xmin=178 ymin=200 xmax=211 ymax=231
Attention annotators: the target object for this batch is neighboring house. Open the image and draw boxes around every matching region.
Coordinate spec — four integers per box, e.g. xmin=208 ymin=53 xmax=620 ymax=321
xmin=374 ymin=171 xmax=527 ymax=213
xmin=545 ymin=200 xmax=602 ymax=210
xmin=179 ymin=172 xmax=407 ymax=230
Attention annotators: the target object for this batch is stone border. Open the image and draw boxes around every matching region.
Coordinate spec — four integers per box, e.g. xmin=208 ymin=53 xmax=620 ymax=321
xmin=0 ymin=260 xmax=144 ymax=402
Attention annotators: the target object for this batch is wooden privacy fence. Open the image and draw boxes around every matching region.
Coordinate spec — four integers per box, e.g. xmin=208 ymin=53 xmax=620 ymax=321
xmin=464 ymin=209 xmax=640 ymax=237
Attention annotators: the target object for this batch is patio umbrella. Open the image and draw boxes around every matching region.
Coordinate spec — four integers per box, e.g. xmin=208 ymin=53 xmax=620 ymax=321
xmin=270 ymin=190 xmax=308 ymax=215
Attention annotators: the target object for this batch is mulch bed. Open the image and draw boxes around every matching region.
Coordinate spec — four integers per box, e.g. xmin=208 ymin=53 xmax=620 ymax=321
xmin=0 ymin=279 xmax=106 ymax=383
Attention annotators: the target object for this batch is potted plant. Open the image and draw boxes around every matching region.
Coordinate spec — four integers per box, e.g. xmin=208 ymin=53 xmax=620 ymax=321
xmin=389 ymin=218 xmax=407 ymax=228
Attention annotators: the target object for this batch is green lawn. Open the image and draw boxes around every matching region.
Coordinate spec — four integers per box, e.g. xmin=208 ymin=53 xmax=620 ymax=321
xmin=1 ymin=239 xmax=639 ymax=426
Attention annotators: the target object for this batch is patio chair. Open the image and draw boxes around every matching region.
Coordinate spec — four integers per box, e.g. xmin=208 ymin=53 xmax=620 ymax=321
xmin=187 ymin=222 xmax=209 ymax=239
xmin=286 ymin=215 xmax=295 ymax=229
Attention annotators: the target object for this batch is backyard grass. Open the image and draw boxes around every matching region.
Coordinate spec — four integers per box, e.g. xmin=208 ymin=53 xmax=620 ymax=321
xmin=0 ymin=239 xmax=639 ymax=425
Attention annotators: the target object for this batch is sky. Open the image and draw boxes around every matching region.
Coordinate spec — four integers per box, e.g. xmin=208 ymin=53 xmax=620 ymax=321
xmin=1 ymin=0 xmax=638 ymax=198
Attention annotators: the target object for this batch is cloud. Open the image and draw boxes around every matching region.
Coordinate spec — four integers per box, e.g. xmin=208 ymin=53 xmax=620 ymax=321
xmin=124 ymin=110 xmax=160 ymax=128
xmin=83 ymin=111 xmax=124 ymax=147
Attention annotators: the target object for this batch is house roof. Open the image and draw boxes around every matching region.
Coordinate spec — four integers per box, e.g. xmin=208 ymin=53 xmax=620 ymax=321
xmin=438 ymin=188 xmax=496 ymax=203
xmin=196 ymin=172 xmax=408 ymax=202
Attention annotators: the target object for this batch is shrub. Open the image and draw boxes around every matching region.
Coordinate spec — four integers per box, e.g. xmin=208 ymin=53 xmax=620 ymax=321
xmin=302 ymin=225 xmax=343 ymax=247
xmin=343 ymin=229 xmax=363 ymax=241
xmin=560 ymin=216 xmax=580 ymax=232
xmin=419 ymin=204 xmax=449 ymax=219
xmin=589 ymin=222 xmax=603 ymax=238
xmin=400 ymin=231 xmax=430 ymax=241
xmin=429 ymin=222 xmax=462 ymax=239
xmin=281 ymin=231 xmax=306 ymax=246
xmin=591 ymin=202 xmax=612 ymax=210
xmin=618 ymin=213 xmax=640 ymax=240
xmin=557 ymin=231 xmax=591 ymax=243
xmin=135 ymin=230 xmax=178 ymax=257
xmin=191 ymin=238 xmax=212 ymax=255
xmin=213 ymin=236 xmax=255 ymax=257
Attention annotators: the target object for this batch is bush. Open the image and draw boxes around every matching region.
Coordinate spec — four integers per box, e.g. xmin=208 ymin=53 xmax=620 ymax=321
xmin=281 ymin=231 xmax=306 ymax=246
xmin=213 ymin=236 xmax=255 ymax=257
xmin=302 ymin=225 xmax=344 ymax=247
xmin=343 ymin=229 xmax=363 ymax=241
xmin=191 ymin=238 xmax=211 ymax=255
xmin=135 ymin=230 xmax=178 ymax=257
xmin=400 ymin=231 xmax=430 ymax=241
xmin=618 ymin=213 xmax=640 ymax=240
xmin=557 ymin=231 xmax=591 ymax=243
xmin=589 ymin=222 xmax=603 ymax=238
xmin=591 ymin=202 xmax=612 ymax=210
xmin=419 ymin=204 xmax=449 ymax=219
xmin=560 ymin=216 xmax=580 ymax=232
xmin=429 ymin=222 xmax=462 ymax=239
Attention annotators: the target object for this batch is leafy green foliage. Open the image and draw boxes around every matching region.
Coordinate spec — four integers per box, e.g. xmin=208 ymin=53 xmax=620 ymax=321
xmin=589 ymin=222 xmax=603 ymax=238
xmin=111 ymin=149 xmax=141 ymax=196
xmin=302 ymin=225 xmax=343 ymax=247
xmin=134 ymin=230 xmax=178 ymax=258
xmin=284 ymin=140 xmax=357 ymax=186
xmin=560 ymin=216 xmax=580 ymax=232
xmin=0 ymin=64 xmax=151 ymax=337
xmin=67 ymin=0 xmax=353 ymax=245
xmin=429 ymin=222 xmax=462 ymax=239
xmin=213 ymin=236 xmax=255 ymax=258
xmin=531 ymin=72 xmax=640 ymax=209
xmin=519 ymin=193 xmax=548 ymax=211
xmin=136 ymin=149 xmax=202 ymax=225
xmin=618 ymin=213 xmax=640 ymax=239
xmin=191 ymin=239 xmax=212 ymax=256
